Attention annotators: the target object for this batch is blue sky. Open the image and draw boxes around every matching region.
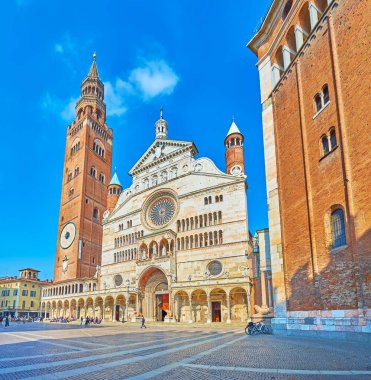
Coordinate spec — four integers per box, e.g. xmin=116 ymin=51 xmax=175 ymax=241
xmin=1 ymin=0 xmax=271 ymax=279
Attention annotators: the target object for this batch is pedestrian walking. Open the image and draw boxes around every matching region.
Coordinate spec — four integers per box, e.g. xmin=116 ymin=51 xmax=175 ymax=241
xmin=85 ymin=316 xmax=89 ymax=327
xmin=5 ymin=316 xmax=9 ymax=327
xmin=80 ymin=316 xmax=83 ymax=327
xmin=140 ymin=315 xmax=146 ymax=329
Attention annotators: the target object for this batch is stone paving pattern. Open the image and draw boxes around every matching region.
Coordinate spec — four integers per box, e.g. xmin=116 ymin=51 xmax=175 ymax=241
xmin=0 ymin=322 xmax=370 ymax=379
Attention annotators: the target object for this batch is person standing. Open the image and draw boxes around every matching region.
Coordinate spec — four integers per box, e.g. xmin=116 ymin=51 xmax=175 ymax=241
xmin=140 ymin=315 xmax=146 ymax=329
xmin=80 ymin=316 xmax=83 ymax=327
xmin=85 ymin=316 xmax=89 ymax=327
xmin=5 ymin=316 xmax=9 ymax=327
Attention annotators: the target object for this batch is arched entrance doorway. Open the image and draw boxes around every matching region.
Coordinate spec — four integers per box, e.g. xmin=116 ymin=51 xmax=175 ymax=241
xmin=139 ymin=267 xmax=169 ymax=321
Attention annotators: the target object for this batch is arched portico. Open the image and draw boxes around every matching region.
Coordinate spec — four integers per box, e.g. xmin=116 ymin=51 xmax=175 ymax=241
xmin=115 ymin=294 xmax=126 ymax=322
xmin=230 ymin=287 xmax=248 ymax=322
xmin=95 ymin=296 xmax=103 ymax=319
xmin=209 ymin=288 xmax=227 ymax=323
xmin=191 ymin=289 xmax=208 ymax=323
xmin=138 ymin=267 xmax=169 ymax=321
xmin=174 ymin=291 xmax=189 ymax=322
xmin=104 ymin=296 xmax=114 ymax=321
xmin=77 ymin=298 xmax=85 ymax=319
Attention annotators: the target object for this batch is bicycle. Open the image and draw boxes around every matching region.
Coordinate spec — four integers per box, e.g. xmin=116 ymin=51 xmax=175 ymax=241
xmin=245 ymin=321 xmax=272 ymax=335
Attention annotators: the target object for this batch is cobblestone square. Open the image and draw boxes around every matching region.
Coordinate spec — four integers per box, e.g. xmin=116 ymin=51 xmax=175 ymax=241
xmin=0 ymin=322 xmax=370 ymax=379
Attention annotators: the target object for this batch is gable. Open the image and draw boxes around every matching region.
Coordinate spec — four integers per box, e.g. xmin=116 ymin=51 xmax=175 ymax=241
xmin=129 ymin=139 xmax=198 ymax=176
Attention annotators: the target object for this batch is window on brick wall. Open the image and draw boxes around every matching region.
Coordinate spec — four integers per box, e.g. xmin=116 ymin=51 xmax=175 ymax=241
xmin=331 ymin=208 xmax=346 ymax=249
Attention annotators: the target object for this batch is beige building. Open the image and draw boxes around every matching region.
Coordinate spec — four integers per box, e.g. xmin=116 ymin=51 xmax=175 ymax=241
xmin=0 ymin=269 xmax=49 ymax=318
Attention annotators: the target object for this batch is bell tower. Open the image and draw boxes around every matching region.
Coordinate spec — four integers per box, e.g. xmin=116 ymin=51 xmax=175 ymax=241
xmin=54 ymin=54 xmax=113 ymax=283
xmin=224 ymin=119 xmax=245 ymax=175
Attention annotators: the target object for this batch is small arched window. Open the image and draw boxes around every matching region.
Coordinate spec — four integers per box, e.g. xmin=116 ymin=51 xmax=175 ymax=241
xmin=69 ymin=188 xmax=74 ymax=196
xmin=331 ymin=208 xmax=346 ymax=248
xmin=323 ymin=85 xmax=330 ymax=104
xmin=321 ymin=136 xmax=329 ymax=155
xmin=90 ymin=167 xmax=96 ymax=178
xmin=99 ymin=173 xmax=105 ymax=183
xmin=74 ymin=167 xmax=79 ymax=177
xmin=330 ymin=129 xmax=337 ymax=149
xmin=282 ymin=0 xmax=293 ymax=20
xmin=315 ymin=94 xmax=322 ymax=113
xmin=204 ymin=197 xmax=208 ymax=205
xmin=93 ymin=208 xmax=99 ymax=220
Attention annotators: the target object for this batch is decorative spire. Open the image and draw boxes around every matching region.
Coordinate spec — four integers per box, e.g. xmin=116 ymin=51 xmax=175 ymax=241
xmin=226 ymin=118 xmax=241 ymax=137
xmin=109 ymin=171 xmax=122 ymax=187
xmin=87 ymin=52 xmax=99 ymax=78
xmin=155 ymin=107 xmax=168 ymax=140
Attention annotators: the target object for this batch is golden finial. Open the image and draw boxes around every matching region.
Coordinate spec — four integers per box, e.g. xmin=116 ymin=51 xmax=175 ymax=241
xmin=93 ymin=52 xmax=97 ymax=61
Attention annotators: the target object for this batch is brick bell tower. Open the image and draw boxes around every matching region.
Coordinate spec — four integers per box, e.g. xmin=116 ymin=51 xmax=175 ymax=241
xmin=224 ymin=119 xmax=245 ymax=175
xmin=54 ymin=53 xmax=113 ymax=283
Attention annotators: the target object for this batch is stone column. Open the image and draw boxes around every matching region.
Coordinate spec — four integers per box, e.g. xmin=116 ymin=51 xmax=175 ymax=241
xmin=226 ymin=292 xmax=231 ymax=324
xmin=169 ymin=293 xmax=174 ymax=320
xmin=113 ymin=304 xmax=116 ymax=321
xmin=207 ymin=292 xmax=212 ymax=324
xmin=266 ymin=274 xmax=273 ymax=308
xmin=136 ymin=293 xmax=139 ymax=314
xmin=188 ymin=293 xmax=193 ymax=323
xmin=44 ymin=306 xmax=47 ymax=319
xmin=261 ymin=270 xmax=267 ymax=307
xmin=69 ymin=306 xmax=72 ymax=318
xmin=92 ymin=304 xmax=96 ymax=318
xmin=125 ymin=298 xmax=129 ymax=322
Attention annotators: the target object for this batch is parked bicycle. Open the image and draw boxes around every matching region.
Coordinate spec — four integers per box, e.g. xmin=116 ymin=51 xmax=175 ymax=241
xmin=245 ymin=320 xmax=273 ymax=335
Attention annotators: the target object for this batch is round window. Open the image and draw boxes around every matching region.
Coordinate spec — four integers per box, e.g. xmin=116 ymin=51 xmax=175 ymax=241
xmin=114 ymin=274 xmax=123 ymax=287
xmin=149 ymin=197 xmax=176 ymax=226
xmin=208 ymin=261 xmax=223 ymax=276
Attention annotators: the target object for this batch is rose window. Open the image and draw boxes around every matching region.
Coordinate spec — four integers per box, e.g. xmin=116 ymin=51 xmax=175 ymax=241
xmin=149 ymin=198 xmax=176 ymax=226
xmin=207 ymin=261 xmax=223 ymax=276
xmin=114 ymin=274 xmax=123 ymax=287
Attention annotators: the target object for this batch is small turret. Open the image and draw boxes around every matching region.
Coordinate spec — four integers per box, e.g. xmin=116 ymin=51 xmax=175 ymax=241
xmin=154 ymin=107 xmax=168 ymax=139
xmin=107 ymin=172 xmax=122 ymax=212
xmin=224 ymin=119 xmax=245 ymax=176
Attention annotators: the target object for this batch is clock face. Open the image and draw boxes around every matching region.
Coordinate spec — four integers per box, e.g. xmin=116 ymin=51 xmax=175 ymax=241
xmin=149 ymin=197 xmax=176 ymax=227
xmin=60 ymin=222 xmax=76 ymax=249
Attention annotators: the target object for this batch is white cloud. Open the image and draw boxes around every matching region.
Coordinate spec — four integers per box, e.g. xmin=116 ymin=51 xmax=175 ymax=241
xmin=104 ymin=79 xmax=131 ymax=117
xmin=60 ymin=97 xmax=78 ymax=121
xmin=41 ymin=93 xmax=77 ymax=122
xmin=43 ymin=51 xmax=179 ymax=121
xmin=129 ymin=60 xmax=179 ymax=100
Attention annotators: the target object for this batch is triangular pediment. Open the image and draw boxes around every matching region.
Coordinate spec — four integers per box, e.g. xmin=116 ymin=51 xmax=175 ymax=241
xmin=129 ymin=139 xmax=198 ymax=175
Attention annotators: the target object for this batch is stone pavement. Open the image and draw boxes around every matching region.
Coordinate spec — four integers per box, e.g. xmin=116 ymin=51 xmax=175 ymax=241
xmin=0 ymin=322 xmax=370 ymax=379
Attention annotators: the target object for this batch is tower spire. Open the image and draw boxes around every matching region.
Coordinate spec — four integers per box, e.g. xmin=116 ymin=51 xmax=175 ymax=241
xmin=154 ymin=107 xmax=168 ymax=140
xmin=76 ymin=53 xmax=106 ymax=122
xmin=87 ymin=52 xmax=99 ymax=78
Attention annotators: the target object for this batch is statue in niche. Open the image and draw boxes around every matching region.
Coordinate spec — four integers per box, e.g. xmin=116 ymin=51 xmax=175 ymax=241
xmin=141 ymin=249 xmax=147 ymax=260
xmin=162 ymin=245 xmax=167 ymax=256
xmin=153 ymin=244 xmax=157 ymax=256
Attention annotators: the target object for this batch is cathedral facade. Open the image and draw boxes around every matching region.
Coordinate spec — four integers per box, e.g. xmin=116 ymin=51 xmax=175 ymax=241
xmin=40 ymin=57 xmax=258 ymax=323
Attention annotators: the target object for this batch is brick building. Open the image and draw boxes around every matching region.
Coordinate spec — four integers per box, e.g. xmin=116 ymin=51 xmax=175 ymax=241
xmin=54 ymin=53 xmax=112 ymax=284
xmin=248 ymin=0 xmax=370 ymax=338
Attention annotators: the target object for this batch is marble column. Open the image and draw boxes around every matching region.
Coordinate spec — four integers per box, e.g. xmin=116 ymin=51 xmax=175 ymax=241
xmin=113 ymin=304 xmax=116 ymax=321
xmin=188 ymin=293 xmax=193 ymax=323
xmin=207 ymin=293 xmax=212 ymax=324
xmin=226 ymin=292 xmax=231 ymax=324
xmin=261 ymin=270 xmax=267 ymax=307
